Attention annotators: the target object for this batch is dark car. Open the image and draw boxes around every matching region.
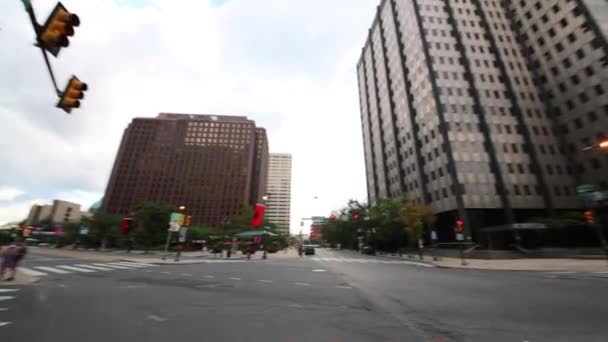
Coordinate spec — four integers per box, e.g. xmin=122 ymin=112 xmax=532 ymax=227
xmin=361 ymin=245 xmax=375 ymax=255
xmin=302 ymin=245 xmax=315 ymax=255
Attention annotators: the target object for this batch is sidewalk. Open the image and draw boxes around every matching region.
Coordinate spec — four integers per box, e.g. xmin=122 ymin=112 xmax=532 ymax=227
xmin=374 ymin=251 xmax=608 ymax=272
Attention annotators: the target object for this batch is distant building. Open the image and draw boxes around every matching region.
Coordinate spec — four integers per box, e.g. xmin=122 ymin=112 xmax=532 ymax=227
xmin=25 ymin=200 xmax=83 ymax=226
xmin=102 ymin=113 xmax=269 ymax=227
xmin=265 ymin=153 xmax=292 ymax=233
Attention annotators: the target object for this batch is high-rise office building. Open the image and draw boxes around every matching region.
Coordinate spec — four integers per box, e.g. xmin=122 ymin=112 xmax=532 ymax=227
xmin=505 ymin=0 xmax=608 ymax=190
xmin=357 ymin=0 xmax=607 ymax=242
xmin=102 ymin=113 xmax=269 ymax=227
xmin=265 ymin=153 xmax=292 ymax=233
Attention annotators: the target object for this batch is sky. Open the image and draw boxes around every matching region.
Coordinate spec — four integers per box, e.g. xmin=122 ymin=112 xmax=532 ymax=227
xmin=0 ymin=0 xmax=376 ymax=233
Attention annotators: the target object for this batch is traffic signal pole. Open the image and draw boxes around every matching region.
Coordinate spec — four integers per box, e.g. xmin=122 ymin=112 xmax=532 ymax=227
xmin=21 ymin=0 xmax=62 ymax=97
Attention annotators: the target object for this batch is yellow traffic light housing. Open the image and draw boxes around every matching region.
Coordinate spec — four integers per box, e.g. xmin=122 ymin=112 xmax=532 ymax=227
xmin=57 ymin=76 xmax=87 ymax=113
xmin=583 ymin=211 xmax=596 ymax=225
xmin=37 ymin=2 xmax=80 ymax=57
xmin=185 ymin=215 xmax=193 ymax=227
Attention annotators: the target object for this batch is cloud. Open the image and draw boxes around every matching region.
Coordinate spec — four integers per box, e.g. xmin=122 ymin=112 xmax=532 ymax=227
xmin=0 ymin=187 xmax=25 ymax=201
xmin=0 ymin=0 xmax=377 ymax=231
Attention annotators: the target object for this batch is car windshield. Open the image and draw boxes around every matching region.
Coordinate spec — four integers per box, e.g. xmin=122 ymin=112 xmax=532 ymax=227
xmin=1 ymin=1 xmax=608 ymax=341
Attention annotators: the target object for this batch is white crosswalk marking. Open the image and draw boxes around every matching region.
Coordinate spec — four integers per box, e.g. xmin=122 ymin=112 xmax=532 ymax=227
xmin=74 ymin=264 xmax=113 ymax=271
xmin=117 ymin=262 xmax=157 ymax=267
xmin=0 ymin=322 xmax=12 ymax=327
xmin=112 ymin=262 xmax=148 ymax=268
xmin=56 ymin=265 xmax=96 ymax=273
xmin=311 ymin=257 xmax=321 ymax=261
xmin=34 ymin=266 xmax=71 ymax=274
xmin=98 ymin=263 xmax=130 ymax=269
xmin=0 ymin=289 xmax=19 ymax=294
xmin=17 ymin=267 xmax=48 ymax=276
xmin=0 ymin=296 xmax=15 ymax=302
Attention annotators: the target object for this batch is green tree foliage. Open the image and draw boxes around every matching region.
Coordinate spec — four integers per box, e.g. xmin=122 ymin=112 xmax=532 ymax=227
xmin=133 ymin=202 xmax=175 ymax=253
xmin=222 ymin=206 xmax=254 ymax=231
xmin=530 ymin=211 xmax=588 ymax=229
xmin=400 ymin=203 xmax=436 ymax=242
xmin=89 ymin=211 xmax=122 ymax=249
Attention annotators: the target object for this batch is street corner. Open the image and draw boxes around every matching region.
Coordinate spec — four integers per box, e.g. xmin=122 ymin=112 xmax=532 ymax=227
xmin=7 ymin=270 xmax=39 ymax=286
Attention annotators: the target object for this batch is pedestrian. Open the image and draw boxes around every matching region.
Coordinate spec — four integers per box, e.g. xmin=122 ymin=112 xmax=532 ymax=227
xmin=1 ymin=243 xmax=18 ymax=281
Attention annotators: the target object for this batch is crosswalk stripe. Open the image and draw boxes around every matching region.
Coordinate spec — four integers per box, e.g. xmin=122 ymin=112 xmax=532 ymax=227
xmin=99 ymin=263 xmax=130 ymax=269
xmin=0 ymin=322 xmax=12 ymax=327
xmin=17 ymin=267 xmax=48 ymax=276
xmin=122 ymin=261 xmax=158 ymax=267
xmin=56 ymin=265 xmax=96 ymax=273
xmin=0 ymin=296 xmax=15 ymax=302
xmin=75 ymin=264 xmax=114 ymax=271
xmin=112 ymin=262 xmax=151 ymax=268
xmin=593 ymin=271 xmax=608 ymax=274
xmin=0 ymin=289 xmax=19 ymax=293
xmin=311 ymin=257 xmax=320 ymax=261
xmin=320 ymin=258 xmax=331 ymax=261
xmin=34 ymin=266 xmax=71 ymax=274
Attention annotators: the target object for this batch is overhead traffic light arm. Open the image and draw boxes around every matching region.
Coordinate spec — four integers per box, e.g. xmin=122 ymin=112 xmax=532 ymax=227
xmin=21 ymin=0 xmax=62 ymax=97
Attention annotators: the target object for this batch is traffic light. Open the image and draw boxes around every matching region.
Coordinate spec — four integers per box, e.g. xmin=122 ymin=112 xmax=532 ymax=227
xmin=185 ymin=215 xmax=193 ymax=227
xmin=57 ymin=76 xmax=87 ymax=113
xmin=455 ymin=220 xmax=464 ymax=233
xmin=353 ymin=214 xmax=360 ymax=220
xmin=583 ymin=211 xmax=596 ymax=225
xmin=37 ymin=2 xmax=80 ymax=57
xmin=329 ymin=215 xmax=337 ymax=221
xmin=120 ymin=218 xmax=134 ymax=235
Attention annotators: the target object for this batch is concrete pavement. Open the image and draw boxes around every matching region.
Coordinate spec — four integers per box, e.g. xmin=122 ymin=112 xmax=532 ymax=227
xmin=3 ymin=247 xmax=608 ymax=341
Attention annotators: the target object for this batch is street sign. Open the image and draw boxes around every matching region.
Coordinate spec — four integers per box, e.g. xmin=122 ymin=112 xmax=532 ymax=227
xmin=312 ymin=216 xmax=327 ymax=223
xmin=576 ymin=184 xmax=596 ymax=194
xmin=169 ymin=212 xmax=183 ymax=232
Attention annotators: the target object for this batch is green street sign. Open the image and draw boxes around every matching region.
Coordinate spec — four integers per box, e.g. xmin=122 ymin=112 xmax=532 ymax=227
xmin=576 ymin=184 xmax=595 ymax=194
xmin=312 ymin=216 xmax=327 ymax=223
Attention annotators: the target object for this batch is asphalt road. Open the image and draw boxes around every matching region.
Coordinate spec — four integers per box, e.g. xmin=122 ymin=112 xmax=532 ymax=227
xmin=1 ymin=248 xmax=607 ymax=342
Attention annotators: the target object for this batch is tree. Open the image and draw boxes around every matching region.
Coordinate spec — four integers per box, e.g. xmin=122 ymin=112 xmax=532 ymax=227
xmin=222 ymin=206 xmax=254 ymax=231
xmin=133 ymin=202 xmax=175 ymax=253
xmin=369 ymin=197 xmax=408 ymax=253
xmin=89 ymin=211 xmax=121 ymax=249
xmin=400 ymin=203 xmax=436 ymax=258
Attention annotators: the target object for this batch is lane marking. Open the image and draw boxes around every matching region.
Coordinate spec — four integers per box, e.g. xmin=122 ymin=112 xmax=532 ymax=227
xmin=56 ymin=265 xmax=96 ymax=273
xmin=0 ymin=296 xmax=15 ymax=301
xmin=312 ymin=269 xmax=326 ymax=272
xmin=144 ymin=270 xmax=153 ymax=273
xmin=18 ymin=267 xmax=48 ymax=276
xmin=0 ymin=289 xmax=19 ymax=293
xmin=311 ymin=257 xmax=321 ymax=261
xmin=74 ymin=264 xmax=113 ymax=271
xmin=179 ymin=273 xmax=193 ymax=276
xmin=0 ymin=322 xmax=12 ymax=327
xmin=0 ymin=308 xmax=7 ymax=311
xmin=257 ymin=280 xmax=272 ymax=283
xmin=160 ymin=271 xmax=171 ymax=275
xmin=293 ymin=282 xmax=310 ymax=286
xmin=34 ymin=266 xmax=71 ymax=274
xmin=230 ymin=277 xmax=242 ymax=280
xmin=336 ymin=286 xmax=352 ymax=289
xmin=592 ymin=271 xmax=608 ymax=274
xmin=204 ymin=275 xmax=215 ymax=278
xmin=97 ymin=263 xmax=130 ymax=269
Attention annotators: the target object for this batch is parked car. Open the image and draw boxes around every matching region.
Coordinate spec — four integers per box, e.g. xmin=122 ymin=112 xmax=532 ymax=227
xmin=361 ymin=245 xmax=375 ymax=255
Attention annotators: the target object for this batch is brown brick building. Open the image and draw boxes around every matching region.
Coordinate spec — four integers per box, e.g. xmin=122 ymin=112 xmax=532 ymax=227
xmin=102 ymin=113 xmax=269 ymax=226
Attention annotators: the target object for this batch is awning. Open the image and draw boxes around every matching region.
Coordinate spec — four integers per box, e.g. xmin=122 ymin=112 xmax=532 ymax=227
xmin=234 ymin=230 xmax=278 ymax=238
xmin=481 ymin=223 xmax=548 ymax=233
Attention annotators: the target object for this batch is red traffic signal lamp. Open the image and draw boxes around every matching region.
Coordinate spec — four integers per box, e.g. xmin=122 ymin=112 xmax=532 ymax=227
xmin=57 ymin=76 xmax=87 ymax=113
xmin=583 ymin=211 xmax=596 ymax=225
xmin=120 ymin=218 xmax=135 ymax=235
xmin=353 ymin=214 xmax=360 ymax=220
xmin=37 ymin=2 xmax=80 ymax=57
xmin=329 ymin=215 xmax=337 ymax=221
xmin=455 ymin=220 xmax=464 ymax=233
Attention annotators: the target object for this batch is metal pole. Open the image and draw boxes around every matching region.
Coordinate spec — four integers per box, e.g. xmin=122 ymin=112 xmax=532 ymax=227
xmin=161 ymin=231 xmax=171 ymax=260
xmin=460 ymin=242 xmax=467 ymax=266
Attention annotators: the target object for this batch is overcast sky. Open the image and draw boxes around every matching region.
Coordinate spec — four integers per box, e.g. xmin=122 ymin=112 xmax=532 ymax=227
xmin=0 ymin=0 xmax=376 ymax=233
